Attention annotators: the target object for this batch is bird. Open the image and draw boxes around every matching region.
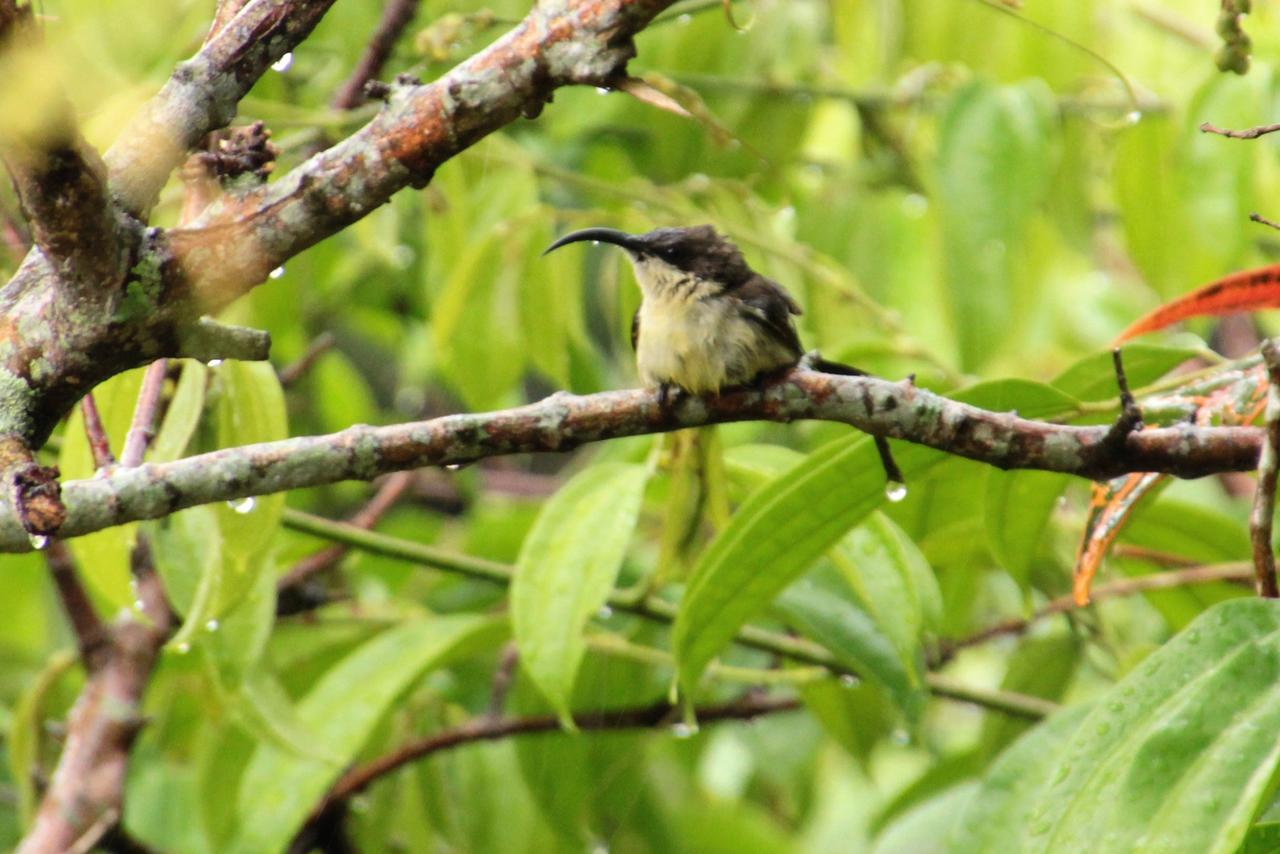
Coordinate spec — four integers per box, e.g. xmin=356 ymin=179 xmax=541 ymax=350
xmin=544 ymin=224 xmax=903 ymax=486
xmin=543 ymin=224 xmax=821 ymax=403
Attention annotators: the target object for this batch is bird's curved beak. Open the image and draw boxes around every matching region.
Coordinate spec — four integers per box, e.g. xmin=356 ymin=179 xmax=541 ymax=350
xmin=542 ymin=227 xmax=645 ymax=256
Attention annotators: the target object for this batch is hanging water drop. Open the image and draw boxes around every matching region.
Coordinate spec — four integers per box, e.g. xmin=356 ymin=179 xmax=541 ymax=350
xmin=671 ymin=722 xmax=699 ymax=739
xmin=175 ymin=642 xmax=191 ymax=654
xmin=269 ymin=265 xmax=286 ymax=279
xmin=444 ymin=463 xmax=463 ymax=471
xmin=885 ymin=481 xmax=908 ymax=503
xmin=597 ymin=605 xmax=613 ymax=619
xmin=28 ymin=533 xmax=49 ymax=550
xmin=1124 ymin=110 xmax=1142 ymax=126
xmin=205 ymin=619 xmax=220 ymax=632
xmin=595 ymin=87 xmax=610 ymax=95
xmin=227 ymin=496 xmax=256 ymax=514
xmin=206 ymin=359 xmax=223 ymax=368
xmin=839 ymin=674 xmax=859 ymax=688
xmin=271 ymin=52 xmax=294 ymax=72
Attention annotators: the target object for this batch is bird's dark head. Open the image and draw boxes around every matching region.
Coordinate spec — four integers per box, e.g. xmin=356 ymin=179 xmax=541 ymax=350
xmin=543 ymin=225 xmax=754 ymax=290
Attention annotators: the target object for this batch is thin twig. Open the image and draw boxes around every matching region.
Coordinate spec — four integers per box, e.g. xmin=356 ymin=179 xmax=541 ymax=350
xmin=280 ymin=509 xmax=1057 ymax=720
xmin=940 ymin=562 xmax=1253 ymax=657
xmin=277 ymin=332 xmax=336 ymax=386
xmin=80 ymin=394 xmax=115 ymax=469
xmin=1200 ymin=120 xmax=1280 ymax=139
xmin=331 ymin=0 xmax=420 ymax=110
xmin=276 ymin=470 xmax=416 ymax=594
xmin=43 ymin=541 xmax=108 ymax=668
xmin=486 ymin=643 xmax=519 ymax=718
xmin=1251 ymin=212 xmax=1280 ymax=232
xmin=118 ymin=360 xmax=167 ymax=468
xmin=316 ymin=694 xmax=800 ymax=814
xmin=1251 ymin=339 xmax=1280 ymax=598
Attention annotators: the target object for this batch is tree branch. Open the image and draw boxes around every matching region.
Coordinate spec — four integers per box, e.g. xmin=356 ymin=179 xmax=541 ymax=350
xmin=103 ymin=0 xmax=338 ymax=217
xmin=0 ymin=3 xmax=124 ymax=299
xmin=311 ymin=694 xmax=800 ymax=822
xmin=279 ymin=507 xmax=1060 ymax=720
xmin=0 ymin=369 xmax=1262 ymax=551
xmin=1252 ymin=339 xmax=1280 ymax=597
xmin=169 ymin=0 xmax=680 ymax=315
xmin=331 ymin=0 xmax=421 ymax=110
xmin=937 ymin=562 xmax=1253 ymax=659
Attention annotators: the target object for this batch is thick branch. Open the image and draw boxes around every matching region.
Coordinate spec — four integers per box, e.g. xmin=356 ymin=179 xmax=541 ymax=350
xmin=0 ymin=3 xmax=123 ymax=297
xmin=0 ymin=370 xmax=1263 ymax=551
xmin=170 ymin=0 xmax=679 ymax=313
xmin=103 ymin=0 xmax=337 ymax=216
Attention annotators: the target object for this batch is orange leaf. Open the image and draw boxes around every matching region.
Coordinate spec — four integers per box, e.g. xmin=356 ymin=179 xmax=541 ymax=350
xmin=1113 ymin=263 xmax=1280 ymax=345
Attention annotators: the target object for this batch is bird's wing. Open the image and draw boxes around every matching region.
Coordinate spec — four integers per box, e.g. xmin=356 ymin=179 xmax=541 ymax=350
xmin=733 ymin=275 xmax=804 ymax=357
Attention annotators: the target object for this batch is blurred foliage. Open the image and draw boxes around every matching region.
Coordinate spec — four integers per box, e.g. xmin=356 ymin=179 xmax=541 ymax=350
xmin=6 ymin=0 xmax=1280 ymax=850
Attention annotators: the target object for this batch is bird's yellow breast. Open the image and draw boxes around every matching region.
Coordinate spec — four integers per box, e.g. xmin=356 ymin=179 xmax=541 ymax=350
xmin=635 ymin=285 xmax=796 ymax=394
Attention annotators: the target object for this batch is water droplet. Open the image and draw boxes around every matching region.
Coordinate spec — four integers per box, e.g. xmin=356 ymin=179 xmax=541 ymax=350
xmin=885 ymin=481 xmax=908 ymax=503
xmin=268 ymin=266 xmax=285 ymax=280
xmin=891 ymin=728 xmax=910 ymax=745
xmin=671 ymin=722 xmax=699 ymax=739
xmin=206 ymin=359 xmax=223 ymax=368
xmin=175 ymin=642 xmax=191 ymax=654
xmin=595 ymin=87 xmax=610 ymax=95
xmin=205 ymin=619 xmax=220 ymax=632
xmin=27 ymin=533 xmax=49 ymax=550
xmin=677 ymin=13 xmax=691 ymax=24
xmin=444 ymin=463 xmax=463 ymax=471
xmin=901 ymin=193 xmax=929 ymax=218
xmin=227 ymin=496 xmax=256 ymax=514
xmin=134 ymin=600 xmax=146 ymax=611
xmin=271 ymin=52 xmax=293 ymax=72
xmin=839 ymin=674 xmax=859 ymax=688
xmin=596 ymin=605 xmax=613 ymax=619
xmin=1124 ymin=110 xmax=1142 ymax=126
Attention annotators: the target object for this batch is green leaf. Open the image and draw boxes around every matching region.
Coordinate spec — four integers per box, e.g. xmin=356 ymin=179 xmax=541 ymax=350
xmin=978 ymin=634 xmax=1080 ymax=758
xmin=1026 ymin=599 xmax=1280 ymax=853
xmin=1052 ymin=345 xmax=1202 ymax=401
xmin=775 ymin=569 xmax=922 ymax=718
xmin=58 ymin=367 xmax=146 ymax=608
xmin=935 ymin=80 xmax=1056 ymax=370
xmin=511 ymin=463 xmax=648 ymax=723
xmin=149 ymin=360 xmax=207 ymax=463
xmin=832 ymin=512 xmax=942 ymax=658
xmin=213 ymin=360 xmax=288 ymax=567
xmin=947 ymin=704 xmax=1092 ymax=853
xmin=673 ymin=378 xmax=1053 ymax=696
xmin=984 ymin=469 xmax=1070 ymax=592
xmin=309 ymin=350 xmax=379 ymax=435
xmin=674 ymin=439 xmax=945 ymax=697
xmin=8 ymin=649 xmax=76 ymax=826
xmin=231 ymin=614 xmax=504 ymax=853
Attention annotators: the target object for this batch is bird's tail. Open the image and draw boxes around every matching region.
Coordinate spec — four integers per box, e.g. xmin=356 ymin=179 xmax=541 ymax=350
xmin=809 ymin=357 xmax=903 ymax=487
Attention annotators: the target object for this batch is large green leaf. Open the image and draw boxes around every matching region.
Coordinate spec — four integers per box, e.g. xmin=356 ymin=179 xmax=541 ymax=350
xmin=947 ymin=704 xmax=1092 ymax=853
xmin=674 ymin=438 xmax=944 ymax=696
xmin=213 ymin=359 xmax=288 ymax=567
xmin=58 ymin=367 xmax=146 ymax=608
xmin=1052 ymin=344 xmax=1202 ymax=402
xmin=984 ymin=469 xmax=1070 ymax=593
xmin=935 ymin=80 xmax=1056 ymax=370
xmin=231 ymin=615 xmax=504 ymax=853
xmin=1024 ymin=599 xmax=1280 ymax=853
xmin=775 ymin=566 xmax=923 ymax=718
xmin=673 ymin=379 xmax=1062 ymax=696
xmin=511 ymin=463 xmax=648 ymax=723
xmin=149 ymin=359 xmax=207 ymax=464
